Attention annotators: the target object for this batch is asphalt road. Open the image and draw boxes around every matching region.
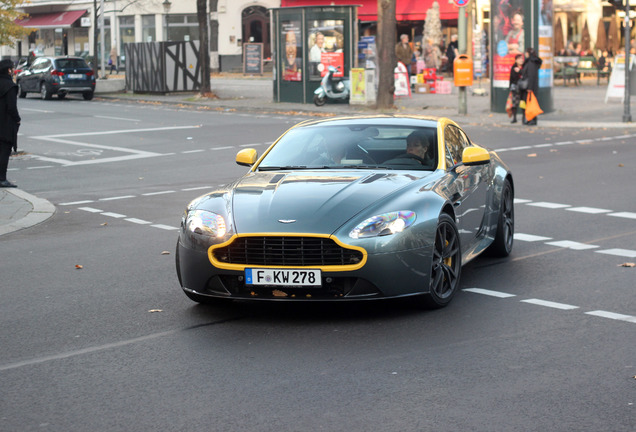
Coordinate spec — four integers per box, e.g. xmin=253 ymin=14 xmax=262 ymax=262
xmin=1 ymin=96 xmax=634 ymax=431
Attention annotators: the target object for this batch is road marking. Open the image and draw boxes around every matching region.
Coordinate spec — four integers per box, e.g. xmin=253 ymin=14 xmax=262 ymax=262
xmin=585 ymin=311 xmax=636 ymax=323
xmin=182 ymin=150 xmax=205 ymax=154
xmin=595 ymin=248 xmax=636 ymax=258
xmin=60 ymin=200 xmax=94 ymax=206
xmin=526 ymin=202 xmax=571 ymax=209
xmin=78 ymin=207 xmax=103 ymax=213
xmin=608 ymin=212 xmax=636 ymax=220
xmin=99 ymin=195 xmax=135 ymax=201
xmin=554 ymin=141 xmax=574 ymax=146
xmin=520 ymin=299 xmax=579 ymax=310
xmin=27 ymin=165 xmax=54 ymax=170
xmin=545 ymin=240 xmax=599 ymax=250
xmin=94 ymin=115 xmax=140 ymax=122
xmin=513 ymin=198 xmax=532 ymax=204
xmin=32 ymin=125 xmax=201 ymax=139
xmin=566 ymin=207 xmax=612 ymax=214
xmin=151 ymin=224 xmax=179 ymax=231
xmin=142 ymin=190 xmax=175 ymax=196
xmin=462 ymin=288 xmax=516 ymax=298
xmin=211 ymin=146 xmax=235 ymax=150
xmin=533 ymin=143 xmax=553 ymax=148
xmin=125 ymin=218 xmax=152 ymax=225
xmin=514 ymin=233 xmax=553 ymax=242
xmin=101 ymin=212 xmax=126 ymax=218
xmin=182 ymin=186 xmax=213 ymax=191
xmin=508 ymin=146 xmax=533 ymax=151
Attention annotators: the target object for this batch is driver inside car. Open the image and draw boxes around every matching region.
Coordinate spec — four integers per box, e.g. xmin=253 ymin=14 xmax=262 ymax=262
xmin=383 ymin=131 xmax=435 ymax=168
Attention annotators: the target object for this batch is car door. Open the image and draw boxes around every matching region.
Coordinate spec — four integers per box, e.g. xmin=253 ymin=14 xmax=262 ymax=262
xmin=442 ymin=124 xmax=489 ymax=254
xmin=23 ymin=58 xmax=49 ymax=91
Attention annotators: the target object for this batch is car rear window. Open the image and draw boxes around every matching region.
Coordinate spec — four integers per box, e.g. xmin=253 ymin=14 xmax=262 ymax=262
xmin=55 ymin=59 xmax=89 ymax=69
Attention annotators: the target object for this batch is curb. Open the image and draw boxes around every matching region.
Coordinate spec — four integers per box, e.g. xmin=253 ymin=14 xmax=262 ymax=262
xmin=0 ymin=189 xmax=56 ymax=236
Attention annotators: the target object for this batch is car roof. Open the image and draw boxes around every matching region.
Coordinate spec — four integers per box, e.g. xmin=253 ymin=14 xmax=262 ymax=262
xmin=291 ymin=115 xmax=458 ymax=130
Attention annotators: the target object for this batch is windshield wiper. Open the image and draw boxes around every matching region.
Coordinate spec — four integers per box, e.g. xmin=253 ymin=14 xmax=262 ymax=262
xmin=257 ymin=166 xmax=311 ymax=171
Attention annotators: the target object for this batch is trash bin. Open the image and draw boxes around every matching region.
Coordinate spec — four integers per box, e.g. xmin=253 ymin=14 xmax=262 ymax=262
xmin=453 ymin=55 xmax=473 ymax=87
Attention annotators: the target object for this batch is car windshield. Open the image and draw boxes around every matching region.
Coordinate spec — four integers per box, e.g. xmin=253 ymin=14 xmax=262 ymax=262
xmin=55 ymin=59 xmax=89 ymax=69
xmin=257 ymin=124 xmax=438 ymax=171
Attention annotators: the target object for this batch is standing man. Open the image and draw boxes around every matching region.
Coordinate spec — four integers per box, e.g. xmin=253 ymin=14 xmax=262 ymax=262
xmin=0 ymin=59 xmax=21 ymax=188
xmin=446 ymin=34 xmax=458 ymax=75
xmin=395 ymin=34 xmax=413 ymax=76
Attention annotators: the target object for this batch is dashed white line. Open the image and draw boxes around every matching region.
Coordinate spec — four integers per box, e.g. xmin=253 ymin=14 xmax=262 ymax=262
xmin=27 ymin=166 xmax=54 ymax=170
xmin=545 ymin=240 xmax=599 ymax=250
xmin=566 ymin=207 xmax=612 ymax=214
xmin=181 ymin=186 xmax=213 ymax=191
xmin=151 ymin=224 xmax=179 ymax=231
xmin=514 ymin=233 xmax=553 ymax=242
xmin=78 ymin=207 xmax=103 ymax=213
xmin=462 ymin=288 xmax=516 ymax=298
xmin=585 ymin=311 xmax=636 ymax=323
xmin=520 ymin=299 xmax=579 ymax=310
xmin=182 ymin=150 xmax=205 ymax=154
xmin=60 ymin=200 xmax=94 ymax=206
xmin=595 ymin=248 xmax=636 ymax=258
xmin=526 ymin=202 xmax=571 ymax=209
xmin=211 ymin=146 xmax=235 ymax=151
xmin=99 ymin=195 xmax=135 ymax=201
xmin=608 ymin=212 xmax=636 ymax=220
xmin=125 ymin=218 xmax=152 ymax=225
xmin=142 ymin=190 xmax=175 ymax=196
xmin=101 ymin=212 xmax=126 ymax=218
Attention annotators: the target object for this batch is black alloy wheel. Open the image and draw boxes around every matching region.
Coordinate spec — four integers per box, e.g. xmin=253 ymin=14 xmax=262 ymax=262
xmin=487 ymin=179 xmax=514 ymax=257
xmin=40 ymin=82 xmax=52 ymax=100
xmin=83 ymin=91 xmax=94 ymax=101
xmin=420 ymin=213 xmax=462 ymax=308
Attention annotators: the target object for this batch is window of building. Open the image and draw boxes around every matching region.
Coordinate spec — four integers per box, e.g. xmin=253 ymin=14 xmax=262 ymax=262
xmin=119 ymin=15 xmax=135 ymax=69
xmin=165 ymin=14 xmax=199 ymax=41
xmin=142 ymin=15 xmax=156 ymax=42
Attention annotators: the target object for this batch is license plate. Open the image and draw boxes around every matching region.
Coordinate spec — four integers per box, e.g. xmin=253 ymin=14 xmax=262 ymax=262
xmin=245 ymin=268 xmax=321 ymax=286
xmin=67 ymin=74 xmax=84 ymax=79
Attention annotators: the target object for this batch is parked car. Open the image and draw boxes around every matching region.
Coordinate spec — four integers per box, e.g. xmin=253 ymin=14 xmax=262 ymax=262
xmin=176 ymin=115 xmax=515 ymax=308
xmin=16 ymin=56 xmax=95 ymax=100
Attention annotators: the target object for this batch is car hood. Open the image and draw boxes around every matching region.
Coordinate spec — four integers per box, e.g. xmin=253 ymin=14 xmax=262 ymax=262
xmin=229 ymin=170 xmax=429 ymax=234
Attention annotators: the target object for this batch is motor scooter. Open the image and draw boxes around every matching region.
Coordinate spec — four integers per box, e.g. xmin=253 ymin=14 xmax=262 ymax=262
xmin=313 ymin=65 xmax=350 ymax=106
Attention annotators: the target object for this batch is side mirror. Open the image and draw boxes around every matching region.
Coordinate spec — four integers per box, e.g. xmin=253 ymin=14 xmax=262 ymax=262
xmin=236 ymin=148 xmax=258 ymax=167
xmin=462 ymin=146 xmax=490 ymax=166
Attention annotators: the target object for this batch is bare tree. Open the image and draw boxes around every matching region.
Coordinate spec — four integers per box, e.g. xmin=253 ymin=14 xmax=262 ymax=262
xmin=197 ymin=0 xmax=211 ymax=94
xmin=376 ymin=0 xmax=396 ymax=109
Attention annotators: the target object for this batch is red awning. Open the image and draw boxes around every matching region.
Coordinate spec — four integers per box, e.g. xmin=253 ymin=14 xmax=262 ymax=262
xmin=16 ymin=10 xmax=87 ymax=29
xmin=280 ymin=0 xmax=459 ymax=21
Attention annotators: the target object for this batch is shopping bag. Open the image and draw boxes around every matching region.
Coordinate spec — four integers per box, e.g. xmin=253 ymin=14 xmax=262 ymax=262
xmin=525 ymin=90 xmax=543 ymax=121
xmin=505 ymin=92 xmax=514 ymax=117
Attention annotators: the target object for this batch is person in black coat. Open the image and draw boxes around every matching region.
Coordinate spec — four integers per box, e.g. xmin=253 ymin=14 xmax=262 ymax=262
xmin=520 ymin=47 xmax=542 ymax=126
xmin=0 ymin=59 xmax=21 ymax=187
xmin=508 ymin=54 xmax=524 ymax=123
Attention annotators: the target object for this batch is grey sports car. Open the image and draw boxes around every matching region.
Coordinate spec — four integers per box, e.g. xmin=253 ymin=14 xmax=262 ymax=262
xmin=176 ymin=116 xmax=514 ymax=308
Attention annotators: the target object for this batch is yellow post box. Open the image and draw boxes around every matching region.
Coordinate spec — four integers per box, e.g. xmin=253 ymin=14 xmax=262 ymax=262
xmin=453 ymin=55 xmax=473 ymax=87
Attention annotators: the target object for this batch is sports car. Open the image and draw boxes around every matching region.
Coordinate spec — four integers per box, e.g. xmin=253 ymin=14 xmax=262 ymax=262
xmin=176 ymin=115 xmax=514 ymax=308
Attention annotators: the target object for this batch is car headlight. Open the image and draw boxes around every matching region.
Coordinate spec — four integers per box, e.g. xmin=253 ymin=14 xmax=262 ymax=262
xmin=185 ymin=210 xmax=226 ymax=238
xmin=349 ymin=211 xmax=416 ymax=239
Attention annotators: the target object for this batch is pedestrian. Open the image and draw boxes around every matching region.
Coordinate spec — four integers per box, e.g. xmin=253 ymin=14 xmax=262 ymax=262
xmin=446 ymin=34 xmax=458 ymax=75
xmin=109 ymin=47 xmax=118 ymax=75
xmin=507 ymin=54 xmax=524 ymax=123
xmin=520 ymin=47 xmax=542 ymax=126
xmin=395 ymin=34 xmax=413 ymax=77
xmin=0 ymin=59 xmax=21 ymax=188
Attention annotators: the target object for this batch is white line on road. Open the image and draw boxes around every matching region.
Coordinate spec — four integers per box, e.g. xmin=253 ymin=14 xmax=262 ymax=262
xmin=125 ymin=218 xmax=152 ymax=225
xmin=181 ymin=150 xmax=205 ymax=154
xmin=32 ymin=125 xmax=201 ymax=139
xmin=462 ymin=288 xmax=516 ymax=298
xmin=142 ymin=191 xmax=175 ymax=196
xmin=514 ymin=233 xmax=553 ymax=242
xmin=59 ymin=200 xmax=94 ymax=206
xmin=101 ymin=212 xmax=127 ymax=218
xmin=520 ymin=299 xmax=580 ymax=310
xmin=181 ymin=186 xmax=213 ymax=191
xmin=26 ymin=166 xmax=54 ymax=170
xmin=545 ymin=240 xmax=599 ymax=250
xmin=565 ymin=207 xmax=612 ymax=214
xmin=585 ymin=311 xmax=636 ymax=323
xmin=595 ymin=248 xmax=636 ymax=258
xmin=94 ymin=115 xmax=141 ymax=122
xmin=99 ymin=195 xmax=135 ymax=201
xmin=78 ymin=207 xmax=103 ymax=213
xmin=526 ymin=202 xmax=571 ymax=209
xmin=608 ymin=212 xmax=636 ymax=220
xmin=151 ymin=224 xmax=179 ymax=231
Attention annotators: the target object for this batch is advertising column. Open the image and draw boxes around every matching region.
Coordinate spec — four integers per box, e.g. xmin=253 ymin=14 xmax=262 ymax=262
xmin=490 ymin=0 xmax=553 ymax=113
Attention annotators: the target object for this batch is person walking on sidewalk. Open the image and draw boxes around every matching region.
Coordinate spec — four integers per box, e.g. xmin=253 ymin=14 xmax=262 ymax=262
xmin=0 ymin=59 xmax=21 ymax=188
xmin=508 ymin=54 xmax=523 ymax=123
xmin=520 ymin=47 xmax=542 ymax=126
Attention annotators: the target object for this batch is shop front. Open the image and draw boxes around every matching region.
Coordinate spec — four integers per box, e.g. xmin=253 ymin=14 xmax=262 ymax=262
xmin=15 ymin=10 xmax=90 ymax=58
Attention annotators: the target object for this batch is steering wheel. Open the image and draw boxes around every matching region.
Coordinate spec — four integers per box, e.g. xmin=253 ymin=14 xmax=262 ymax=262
xmin=397 ymin=153 xmax=428 ymax=165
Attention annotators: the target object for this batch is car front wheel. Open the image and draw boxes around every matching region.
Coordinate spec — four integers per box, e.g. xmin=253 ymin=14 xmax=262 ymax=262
xmin=487 ymin=179 xmax=514 ymax=257
xmin=83 ymin=91 xmax=94 ymax=101
xmin=417 ymin=213 xmax=462 ymax=309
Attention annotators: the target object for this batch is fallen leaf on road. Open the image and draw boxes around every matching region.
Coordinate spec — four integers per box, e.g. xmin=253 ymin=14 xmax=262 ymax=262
xmin=527 ymin=153 xmax=537 ymax=157
xmin=75 ymin=265 xmax=83 ymax=269
xmin=101 ymin=222 xmax=108 ymax=226
xmin=148 ymin=309 xmax=163 ymax=313
xmin=618 ymin=163 xmax=624 ymax=167
xmin=161 ymin=251 xmax=170 ymax=255
xmin=618 ymin=262 xmax=635 ymax=267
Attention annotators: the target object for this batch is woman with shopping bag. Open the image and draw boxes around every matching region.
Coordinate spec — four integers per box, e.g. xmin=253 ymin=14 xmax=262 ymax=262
xmin=520 ymin=47 xmax=542 ymax=126
xmin=507 ymin=54 xmax=524 ymax=123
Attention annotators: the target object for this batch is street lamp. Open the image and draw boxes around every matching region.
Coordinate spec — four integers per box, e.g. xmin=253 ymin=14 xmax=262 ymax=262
xmin=162 ymin=0 xmax=172 ymax=13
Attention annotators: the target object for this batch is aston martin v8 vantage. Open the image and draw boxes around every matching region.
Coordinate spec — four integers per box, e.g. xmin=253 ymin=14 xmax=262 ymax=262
xmin=176 ymin=116 xmax=514 ymax=308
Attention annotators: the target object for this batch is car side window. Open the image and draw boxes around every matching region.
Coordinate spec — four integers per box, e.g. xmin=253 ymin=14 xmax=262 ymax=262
xmin=444 ymin=125 xmax=471 ymax=168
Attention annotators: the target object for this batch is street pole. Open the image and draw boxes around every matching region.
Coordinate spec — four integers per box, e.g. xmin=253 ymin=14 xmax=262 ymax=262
xmin=623 ymin=0 xmax=632 ymax=122
xmin=458 ymin=6 xmax=467 ymax=114
xmin=100 ymin=0 xmax=105 ymax=79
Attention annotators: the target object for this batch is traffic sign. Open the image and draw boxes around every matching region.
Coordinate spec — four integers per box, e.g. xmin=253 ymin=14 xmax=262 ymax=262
xmin=453 ymin=0 xmax=470 ymax=7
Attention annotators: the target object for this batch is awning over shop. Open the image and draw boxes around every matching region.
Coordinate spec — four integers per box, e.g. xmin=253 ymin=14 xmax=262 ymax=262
xmin=16 ymin=10 xmax=87 ymax=29
xmin=280 ymin=0 xmax=459 ymax=21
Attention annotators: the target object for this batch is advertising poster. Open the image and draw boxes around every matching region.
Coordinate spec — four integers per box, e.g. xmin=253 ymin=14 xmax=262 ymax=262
xmin=350 ymin=68 xmax=366 ymax=104
xmin=282 ymin=20 xmax=302 ymax=82
xmin=307 ymin=20 xmax=344 ymax=79
xmin=538 ymin=0 xmax=553 ymax=88
xmin=491 ymin=0 xmax=525 ymax=88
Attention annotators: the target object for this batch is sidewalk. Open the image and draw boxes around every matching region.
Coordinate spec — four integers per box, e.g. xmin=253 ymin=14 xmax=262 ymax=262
xmin=3 ymin=74 xmax=635 ymax=237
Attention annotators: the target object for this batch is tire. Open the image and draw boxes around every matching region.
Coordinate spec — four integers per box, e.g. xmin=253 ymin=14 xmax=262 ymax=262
xmin=17 ymin=82 xmax=26 ymax=98
xmin=313 ymin=93 xmax=326 ymax=106
xmin=417 ymin=213 xmax=462 ymax=309
xmin=40 ymin=82 xmax=52 ymax=100
xmin=83 ymin=91 xmax=94 ymax=101
xmin=487 ymin=179 xmax=514 ymax=257
xmin=57 ymin=93 xmax=66 ymax=100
